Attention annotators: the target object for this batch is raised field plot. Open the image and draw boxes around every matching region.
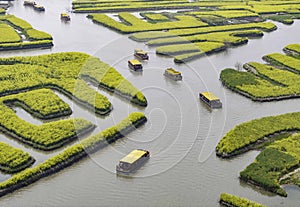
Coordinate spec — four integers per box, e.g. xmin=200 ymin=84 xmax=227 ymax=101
xmin=216 ymin=44 xmax=300 ymax=197
xmin=0 ymin=52 xmax=146 ymax=150
xmin=0 ymin=14 xmax=53 ymax=51
xmin=216 ymin=112 xmax=300 ymax=196
xmin=0 ymin=112 xmax=147 ymax=196
xmin=220 ymin=44 xmax=300 ymax=101
xmin=0 ymin=89 xmax=92 ymax=151
xmin=219 ymin=193 xmax=267 ymax=207
xmin=72 ymin=0 xmax=300 ymax=15
xmin=0 ymin=51 xmax=148 ymax=196
xmin=284 ymin=43 xmax=300 ymax=56
xmin=0 ymin=142 xmax=35 ymax=173
xmin=78 ymin=0 xmax=300 ymax=63
xmin=240 ymin=135 xmax=300 ymax=197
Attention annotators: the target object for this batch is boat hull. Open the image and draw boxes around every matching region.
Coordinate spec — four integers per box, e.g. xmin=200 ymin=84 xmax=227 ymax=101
xmin=199 ymin=95 xmax=222 ymax=109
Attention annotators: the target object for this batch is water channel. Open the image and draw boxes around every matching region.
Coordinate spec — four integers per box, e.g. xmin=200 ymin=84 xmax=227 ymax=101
xmin=1 ymin=0 xmax=300 ymax=206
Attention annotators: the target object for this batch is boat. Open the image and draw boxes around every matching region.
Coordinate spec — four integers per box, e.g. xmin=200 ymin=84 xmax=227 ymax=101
xmin=134 ymin=49 xmax=149 ymax=60
xmin=128 ymin=59 xmax=143 ymax=71
xmin=23 ymin=0 xmax=36 ymax=6
xmin=33 ymin=4 xmax=45 ymax=11
xmin=116 ymin=149 xmax=150 ymax=175
xmin=199 ymin=92 xmax=222 ymax=109
xmin=164 ymin=68 xmax=182 ymax=81
xmin=61 ymin=13 xmax=70 ymax=21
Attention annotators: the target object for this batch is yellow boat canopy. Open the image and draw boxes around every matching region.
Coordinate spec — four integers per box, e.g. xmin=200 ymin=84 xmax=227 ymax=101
xmin=120 ymin=149 xmax=147 ymax=164
xmin=200 ymin=92 xmax=220 ymax=101
xmin=166 ymin=68 xmax=181 ymax=75
xmin=128 ymin=59 xmax=142 ymax=65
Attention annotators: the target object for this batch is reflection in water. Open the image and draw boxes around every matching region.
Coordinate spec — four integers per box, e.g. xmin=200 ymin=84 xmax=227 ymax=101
xmin=1 ymin=1 xmax=300 ymax=206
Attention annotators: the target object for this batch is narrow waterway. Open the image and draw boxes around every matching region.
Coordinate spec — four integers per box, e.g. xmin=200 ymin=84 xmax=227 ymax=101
xmin=1 ymin=0 xmax=300 ymax=206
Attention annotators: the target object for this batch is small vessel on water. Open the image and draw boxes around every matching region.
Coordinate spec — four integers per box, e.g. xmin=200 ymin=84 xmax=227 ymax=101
xmin=116 ymin=149 xmax=150 ymax=175
xmin=128 ymin=59 xmax=143 ymax=71
xmin=23 ymin=1 xmax=45 ymax=11
xmin=23 ymin=0 xmax=36 ymax=6
xmin=134 ymin=49 xmax=149 ymax=60
xmin=33 ymin=4 xmax=45 ymax=11
xmin=199 ymin=92 xmax=222 ymax=109
xmin=61 ymin=13 xmax=70 ymax=21
xmin=164 ymin=68 xmax=182 ymax=81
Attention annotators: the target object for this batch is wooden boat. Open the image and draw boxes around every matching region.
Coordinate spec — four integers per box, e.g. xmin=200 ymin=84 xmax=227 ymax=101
xmin=128 ymin=59 xmax=143 ymax=71
xmin=116 ymin=149 xmax=150 ymax=175
xmin=134 ymin=49 xmax=149 ymax=60
xmin=33 ymin=4 xmax=45 ymax=11
xmin=23 ymin=1 xmax=36 ymax=6
xmin=61 ymin=13 xmax=70 ymax=21
xmin=164 ymin=68 xmax=182 ymax=81
xmin=199 ymin=92 xmax=222 ymax=109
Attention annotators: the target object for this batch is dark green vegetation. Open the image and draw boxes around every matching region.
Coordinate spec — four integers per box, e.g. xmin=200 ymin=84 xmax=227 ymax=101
xmin=75 ymin=0 xmax=300 ymax=63
xmin=220 ymin=193 xmax=267 ymax=207
xmin=216 ymin=112 xmax=300 ymax=157
xmin=217 ymin=112 xmax=300 ymax=196
xmin=0 ymin=15 xmax=53 ymax=51
xmin=88 ymin=12 xmax=207 ymax=33
xmin=284 ymin=44 xmax=300 ymax=56
xmin=281 ymin=168 xmax=300 ymax=188
xmin=217 ymin=44 xmax=300 ymax=197
xmin=0 ymin=142 xmax=35 ymax=173
xmin=240 ymin=134 xmax=300 ymax=196
xmin=220 ymin=44 xmax=300 ymax=101
xmin=0 ymin=112 xmax=146 ymax=197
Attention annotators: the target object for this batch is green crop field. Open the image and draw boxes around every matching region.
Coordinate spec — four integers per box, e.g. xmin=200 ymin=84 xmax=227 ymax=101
xmin=0 ymin=8 xmax=5 ymax=15
xmin=0 ymin=142 xmax=35 ymax=173
xmin=140 ymin=12 xmax=170 ymax=22
xmin=217 ymin=44 xmax=300 ymax=197
xmin=72 ymin=0 xmax=300 ymax=15
xmin=0 ymin=49 xmax=148 ymax=195
xmin=0 ymin=15 xmax=53 ymax=51
xmin=0 ymin=52 xmax=147 ymax=151
xmin=217 ymin=112 xmax=300 ymax=196
xmin=216 ymin=112 xmax=300 ymax=157
xmin=220 ymin=193 xmax=267 ymax=207
xmin=4 ymin=89 xmax=72 ymax=119
xmin=87 ymin=11 xmax=276 ymax=63
xmin=0 ymin=112 xmax=147 ymax=196
xmin=0 ymin=52 xmax=146 ymax=110
xmin=0 ymin=23 xmax=21 ymax=43
xmin=220 ymin=44 xmax=300 ymax=101
xmin=88 ymin=12 xmax=207 ymax=33
xmin=240 ymin=135 xmax=300 ymax=196
xmin=283 ymin=44 xmax=300 ymax=58
xmin=75 ymin=0 xmax=300 ymax=63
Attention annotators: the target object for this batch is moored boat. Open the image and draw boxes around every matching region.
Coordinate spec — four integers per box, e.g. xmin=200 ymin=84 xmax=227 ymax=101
xmin=199 ymin=92 xmax=222 ymax=109
xmin=164 ymin=68 xmax=182 ymax=81
xmin=128 ymin=59 xmax=143 ymax=71
xmin=116 ymin=149 xmax=150 ymax=175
